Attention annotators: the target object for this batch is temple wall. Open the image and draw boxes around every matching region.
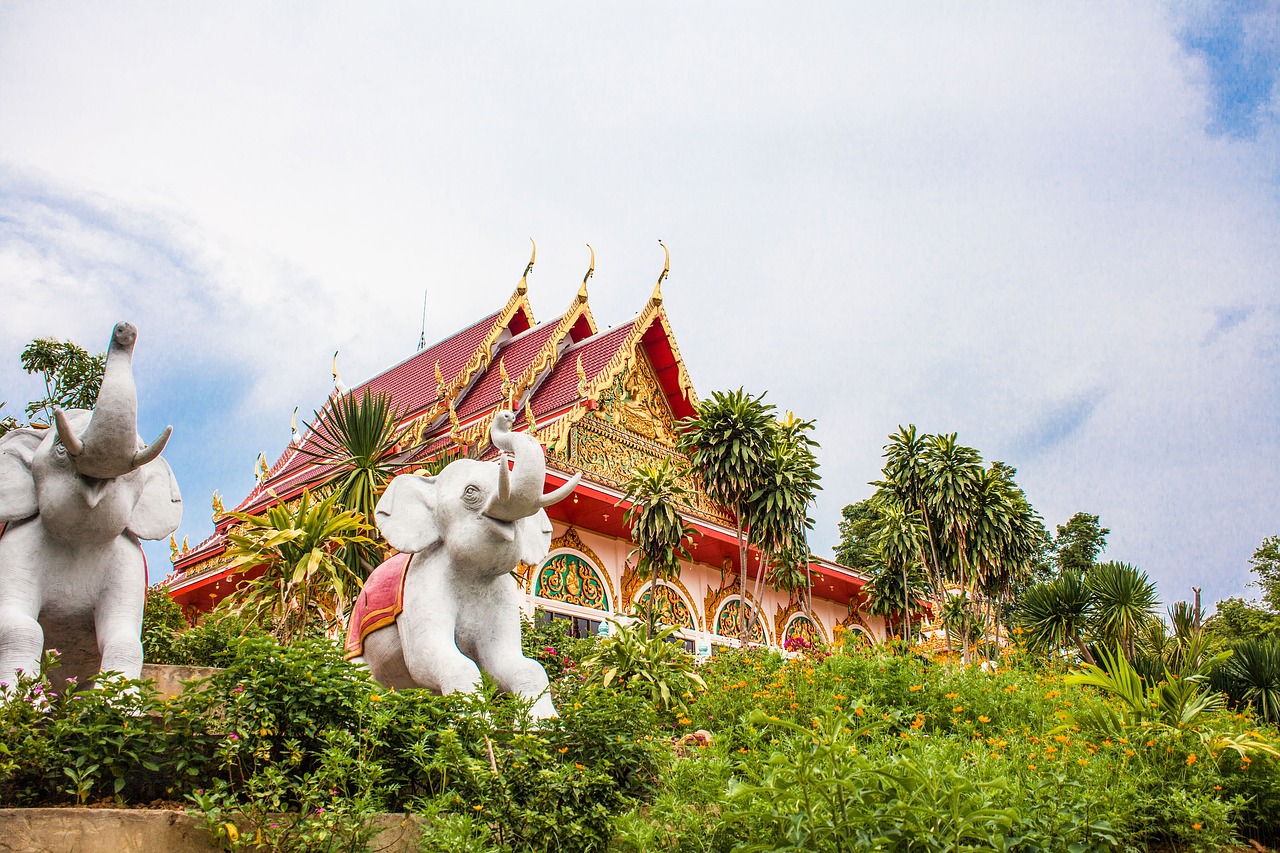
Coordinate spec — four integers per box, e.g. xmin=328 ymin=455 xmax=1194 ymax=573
xmin=521 ymin=522 xmax=886 ymax=651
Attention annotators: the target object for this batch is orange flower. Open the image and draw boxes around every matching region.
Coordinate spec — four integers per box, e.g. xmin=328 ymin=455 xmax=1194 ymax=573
xmin=953 ymin=706 xmax=964 ymax=713
xmin=1192 ymin=823 xmax=1202 ymax=830
xmin=978 ymin=715 xmax=991 ymax=723
xmin=1186 ymin=754 xmax=1197 ymax=765
xmin=909 ymin=684 xmax=923 ymax=692
xmin=945 ymin=692 xmax=959 ymax=699
xmin=574 ymin=763 xmax=585 ymax=770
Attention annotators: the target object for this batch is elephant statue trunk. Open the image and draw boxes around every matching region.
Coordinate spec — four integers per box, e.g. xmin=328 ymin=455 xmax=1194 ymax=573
xmin=54 ymin=322 xmax=171 ymax=481
xmin=484 ymin=410 xmax=581 ymax=522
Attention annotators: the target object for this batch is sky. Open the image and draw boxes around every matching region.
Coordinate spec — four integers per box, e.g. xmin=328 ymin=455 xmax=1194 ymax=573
xmin=1 ymin=3 xmax=1278 ymax=611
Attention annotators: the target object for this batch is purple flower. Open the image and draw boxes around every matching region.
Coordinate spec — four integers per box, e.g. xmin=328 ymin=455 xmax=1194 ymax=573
xmin=228 ymin=733 xmax=239 ymax=741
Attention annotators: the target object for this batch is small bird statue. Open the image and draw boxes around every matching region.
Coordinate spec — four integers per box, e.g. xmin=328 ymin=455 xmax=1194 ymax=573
xmin=290 ymin=406 xmax=302 ymax=445
xmin=490 ymin=409 xmax=518 ymax=455
xmin=257 ymin=452 xmax=269 ymax=482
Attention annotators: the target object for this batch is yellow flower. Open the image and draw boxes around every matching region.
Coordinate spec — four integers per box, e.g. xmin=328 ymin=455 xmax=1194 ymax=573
xmin=953 ymin=706 xmax=964 ymax=713
xmin=909 ymin=684 xmax=923 ymax=692
xmin=473 ymin=805 xmax=483 ymax=812
xmin=978 ymin=715 xmax=991 ymax=723
xmin=945 ymin=692 xmax=959 ymax=699
xmin=558 ymin=747 xmax=569 ymax=754
xmin=1028 ymin=764 xmax=1037 ymax=770
xmin=678 ymin=717 xmax=692 ymax=725
xmin=368 ymin=694 xmax=382 ymax=702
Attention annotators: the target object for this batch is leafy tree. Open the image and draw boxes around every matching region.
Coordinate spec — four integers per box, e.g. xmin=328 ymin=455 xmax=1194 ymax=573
xmin=1017 ymin=569 xmax=1097 ymax=664
xmin=1206 ymin=597 xmax=1280 ymax=642
xmin=221 ymin=489 xmax=374 ymax=644
xmin=18 ymin=337 xmax=106 ymax=423
xmin=1248 ymin=535 xmax=1280 ymax=613
xmin=621 ymin=460 xmax=695 ymax=638
xmin=297 ymin=389 xmax=406 ymax=581
xmin=140 ymin=587 xmax=189 ymax=663
xmin=1088 ymin=561 xmax=1160 ymax=662
xmin=0 ymin=403 xmax=16 ymax=438
xmin=834 ymin=498 xmax=879 ymax=573
xmin=678 ymin=389 xmax=775 ymax=642
xmin=1051 ymin=512 xmax=1109 ymax=576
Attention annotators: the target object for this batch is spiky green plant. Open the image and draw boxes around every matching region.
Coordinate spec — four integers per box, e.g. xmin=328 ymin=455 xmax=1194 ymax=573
xmin=1086 ymin=561 xmax=1160 ymax=662
xmin=1220 ymin=637 xmax=1280 ymax=724
xmin=1017 ymin=571 xmax=1097 ymax=664
xmin=298 ymin=388 xmax=405 ymax=580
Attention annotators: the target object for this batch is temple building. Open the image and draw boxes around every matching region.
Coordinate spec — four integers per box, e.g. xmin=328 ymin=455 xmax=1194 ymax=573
xmin=167 ymin=250 xmax=885 ymax=651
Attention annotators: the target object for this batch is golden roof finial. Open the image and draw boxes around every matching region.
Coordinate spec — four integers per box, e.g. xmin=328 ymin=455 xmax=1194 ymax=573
xmin=434 ymin=360 xmax=446 ymax=396
xmin=517 ymin=237 xmax=536 ymax=294
xmin=331 ymin=351 xmax=349 ymax=395
xmin=256 ymin=453 xmax=269 ymax=482
xmin=212 ymin=490 xmax=224 ymax=519
xmin=169 ymin=534 xmax=178 ymax=560
xmin=652 ymin=240 xmax=669 ymax=304
xmin=525 ymin=399 xmax=539 ymax=437
xmin=578 ymin=243 xmax=595 ymax=300
xmin=575 ymin=353 xmax=588 ymax=396
xmin=181 ymin=535 xmax=189 ymax=553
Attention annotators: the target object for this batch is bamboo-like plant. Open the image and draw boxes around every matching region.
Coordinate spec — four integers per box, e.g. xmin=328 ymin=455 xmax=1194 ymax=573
xmin=221 ymin=489 xmax=374 ymax=644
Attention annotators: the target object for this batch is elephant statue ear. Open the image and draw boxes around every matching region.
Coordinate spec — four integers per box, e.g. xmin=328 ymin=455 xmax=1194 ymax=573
xmin=127 ymin=456 xmax=183 ymax=540
xmin=515 ymin=507 xmax=554 ymax=567
xmin=376 ymin=473 xmax=440 ymax=554
xmin=0 ymin=428 xmax=43 ymax=523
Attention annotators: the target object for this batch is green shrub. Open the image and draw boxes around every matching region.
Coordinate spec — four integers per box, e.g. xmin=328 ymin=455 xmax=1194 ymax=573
xmin=0 ymin=653 xmax=213 ymax=806
xmin=581 ymin=619 xmax=706 ymax=718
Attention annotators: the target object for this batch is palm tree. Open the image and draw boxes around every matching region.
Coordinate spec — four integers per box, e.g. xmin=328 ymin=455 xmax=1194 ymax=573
xmin=678 ymin=389 xmax=775 ymax=642
xmin=621 ymin=460 xmax=696 ymax=638
xmin=869 ymin=497 xmax=929 ymax=642
xmin=221 ymin=489 xmax=375 ymax=644
xmin=747 ymin=413 xmax=822 ymax=612
xmin=297 ymin=389 xmax=406 ymax=581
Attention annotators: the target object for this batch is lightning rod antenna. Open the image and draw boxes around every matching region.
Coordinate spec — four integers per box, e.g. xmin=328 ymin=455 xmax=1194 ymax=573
xmin=417 ymin=289 xmax=428 ymax=351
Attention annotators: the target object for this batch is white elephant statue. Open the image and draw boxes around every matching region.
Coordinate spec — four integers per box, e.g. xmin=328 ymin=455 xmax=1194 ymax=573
xmin=0 ymin=322 xmax=181 ymax=689
xmin=344 ymin=411 xmax=580 ymax=719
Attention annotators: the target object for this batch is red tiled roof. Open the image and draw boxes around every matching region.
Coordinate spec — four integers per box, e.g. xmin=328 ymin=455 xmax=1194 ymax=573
xmin=356 ymin=310 xmax=503 ymax=419
xmin=455 ymin=320 xmax=562 ymax=419
xmin=525 ymin=320 xmax=637 ymax=423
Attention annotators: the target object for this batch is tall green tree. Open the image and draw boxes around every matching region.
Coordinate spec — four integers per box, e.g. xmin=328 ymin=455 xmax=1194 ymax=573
xmin=747 ymin=412 xmax=822 ymax=612
xmin=867 ymin=498 xmax=929 ymax=642
xmin=1249 ymin=536 xmax=1280 ymax=613
xmin=834 ymin=498 xmax=879 ymax=574
xmin=1051 ymin=512 xmax=1109 ymax=576
xmin=621 ymin=460 xmax=695 ymax=638
xmin=678 ymin=389 xmax=775 ymax=642
xmin=19 ymin=337 xmax=106 ymax=423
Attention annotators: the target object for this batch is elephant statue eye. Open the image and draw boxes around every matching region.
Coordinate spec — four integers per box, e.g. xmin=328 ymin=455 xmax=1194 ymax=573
xmin=53 ymin=442 xmax=67 ymax=458
xmin=463 ymin=484 xmax=482 ymax=507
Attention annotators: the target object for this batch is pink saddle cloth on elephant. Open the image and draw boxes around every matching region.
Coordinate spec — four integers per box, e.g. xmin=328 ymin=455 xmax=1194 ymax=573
xmin=344 ymin=552 xmax=411 ymax=660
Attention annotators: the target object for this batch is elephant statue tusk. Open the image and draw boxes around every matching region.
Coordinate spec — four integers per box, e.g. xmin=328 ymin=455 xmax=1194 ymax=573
xmin=53 ymin=409 xmax=83 ymax=457
xmin=538 ymin=471 xmax=582 ymax=509
xmin=132 ymin=426 xmax=172 ymax=470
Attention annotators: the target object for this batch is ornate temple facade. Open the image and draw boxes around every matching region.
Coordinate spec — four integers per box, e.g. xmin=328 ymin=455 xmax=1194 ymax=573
xmin=167 ymin=256 xmax=885 ymax=651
